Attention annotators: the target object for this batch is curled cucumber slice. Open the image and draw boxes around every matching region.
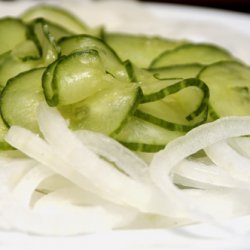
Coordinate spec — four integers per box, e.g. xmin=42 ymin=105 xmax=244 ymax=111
xmin=150 ymin=44 xmax=234 ymax=68
xmin=1 ymin=68 xmax=45 ymax=133
xmin=59 ymin=35 xmax=129 ymax=81
xmin=43 ymin=50 xmax=120 ymax=106
xmin=103 ymin=32 xmax=186 ymax=68
xmin=113 ymin=116 xmax=183 ymax=152
xmin=0 ymin=18 xmax=28 ymax=55
xmin=21 ymin=5 xmax=91 ymax=35
xmin=149 ymin=63 xmax=204 ymax=79
xmin=198 ymin=61 xmax=250 ymax=118
xmin=60 ymin=84 xmax=142 ymax=135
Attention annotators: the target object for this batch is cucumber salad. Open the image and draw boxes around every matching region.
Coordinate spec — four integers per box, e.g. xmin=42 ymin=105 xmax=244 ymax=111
xmin=0 ymin=4 xmax=250 ymax=236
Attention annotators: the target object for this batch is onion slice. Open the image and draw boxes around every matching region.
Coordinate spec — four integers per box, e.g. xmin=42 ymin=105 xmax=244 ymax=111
xmin=12 ymin=164 xmax=55 ymax=207
xmin=150 ymin=116 xmax=250 ymax=219
xmin=0 ymin=158 xmax=36 ymax=190
xmin=75 ymin=130 xmax=150 ymax=183
xmin=173 ymin=158 xmax=250 ymax=189
xmin=5 ymin=104 xmax=187 ymax=217
xmin=205 ymin=140 xmax=250 ymax=182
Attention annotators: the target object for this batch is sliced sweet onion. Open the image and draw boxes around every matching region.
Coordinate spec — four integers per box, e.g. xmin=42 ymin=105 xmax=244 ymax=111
xmin=5 ymin=105 xmax=186 ymax=217
xmin=150 ymin=116 xmax=250 ymax=219
xmin=33 ymin=187 xmax=138 ymax=232
xmin=0 ymin=158 xmax=36 ymax=190
xmin=0 ymin=192 xmax=137 ymax=235
xmin=33 ymin=186 xmax=136 ymax=229
xmin=184 ymin=188 xmax=250 ymax=219
xmin=36 ymin=103 xmax=186 ymax=216
xmin=205 ymin=140 xmax=250 ymax=182
xmin=0 ymin=165 xmax=137 ymax=235
xmin=34 ymin=186 xmax=106 ymax=207
xmin=228 ymin=137 xmax=250 ymax=158
xmin=12 ymin=164 xmax=55 ymax=207
xmin=173 ymin=158 xmax=250 ymax=189
xmin=37 ymin=175 xmax=72 ymax=193
xmin=5 ymin=126 xmax=102 ymax=196
xmin=75 ymin=130 xmax=150 ymax=183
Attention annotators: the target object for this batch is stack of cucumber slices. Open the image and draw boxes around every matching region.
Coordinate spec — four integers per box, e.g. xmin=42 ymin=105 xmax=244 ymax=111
xmin=0 ymin=4 xmax=250 ymax=153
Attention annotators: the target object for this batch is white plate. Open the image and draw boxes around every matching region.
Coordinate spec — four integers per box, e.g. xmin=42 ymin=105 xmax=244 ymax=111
xmin=0 ymin=1 xmax=250 ymax=249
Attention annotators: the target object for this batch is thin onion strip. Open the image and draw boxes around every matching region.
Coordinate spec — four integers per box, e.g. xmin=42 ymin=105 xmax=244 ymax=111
xmin=75 ymin=130 xmax=150 ymax=183
xmin=150 ymin=116 xmax=250 ymax=220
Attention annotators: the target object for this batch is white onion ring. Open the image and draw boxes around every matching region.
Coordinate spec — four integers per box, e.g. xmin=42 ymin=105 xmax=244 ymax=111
xmin=75 ymin=130 xmax=150 ymax=183
xmin=5 ymin=104 xmax=186 ymax=217
xmin=150 ymin=116 xmax=250 ymax=219
xmin=174 ymin=158 xmax=250 ymax=189
xmin=205 ymin=140 xmax=250 ymax=182
xmin=12 ymin=164 xmax=55 ymax=207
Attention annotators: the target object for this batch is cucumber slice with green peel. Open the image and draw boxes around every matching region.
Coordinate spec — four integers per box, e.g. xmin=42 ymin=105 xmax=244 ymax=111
xmin=102 ymin=32 xmax=187 ymax=68
xmin=150 ymin=44 xmax=234 ymax=68
xmin=59 ymin=84 xmax=141 ymax=135
xmin=135 ymin=110 xmax=205 ymax=132
xmin=126 ymin=63 xmax=159 ymax=84
xmin=0 ymin=18 xmax=28 ymax=55
xmin=113 ymin=116 xmax=183 ymax=152
xmin=198 ymin=61 xmax=250 ymax=117
xmin=0 ymin=68 xmax=45 ymax=133
xmin=141 ymin=78 xmax=209 ymax=121
xmin=11 ymin=40 xmax=40 ymax=61
xmin=136 ymin=81 xmax=208 ymax=131
xmin=42 ymin=20 xmax=73 ymax=41
xmin=136 ymin=95 xmax=207 ymax=132
xmin=127 ymin=63 xmax=182 ymax=91
xmin=28 ymin=18 xmax=60 ymax=65
xmin=42 ymin=58 xmax=61 ymax=106
xmin=140 ymin=78 xmax=180 ymax=96
xmin=21 ymin=5 xmax=90 ymax=35
xmin=149 ymin=63 xmax=204 ymax=79
xmin=127 ymin=64 xmax=209 ymax=123
xmin=0 ymin=52 xmax=10 ymax=65
xmin=42 ymin=50 xmax=121 ymax=106
xmin=0 ymin=54 xmax=37 ymax=89
xmin=59 ymin=35 xmax=129 ymax=81
xmin=0 ymin=18 xmax=60 ymax=89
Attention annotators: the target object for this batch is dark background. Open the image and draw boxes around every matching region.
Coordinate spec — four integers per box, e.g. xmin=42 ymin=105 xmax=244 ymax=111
xmin=139 ymin=0 xmax=250 ymax=13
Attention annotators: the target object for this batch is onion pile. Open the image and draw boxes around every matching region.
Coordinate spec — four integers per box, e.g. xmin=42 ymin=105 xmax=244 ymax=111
xmin=0 ymin=103 xmax=249 ymax=235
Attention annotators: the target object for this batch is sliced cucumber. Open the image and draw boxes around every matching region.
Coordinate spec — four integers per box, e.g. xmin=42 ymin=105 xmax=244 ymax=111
xmin=150 ymin=44 xmax=234 ymax=68
xmin=59 ymin=84 xmax=141 ymax=135
xmin=1 ymin=5 xmax=248 ymax=156
xmin=0 ymin=51 xmax=10 ymax=65
xmin=42 ymin=58 xmax=61 ymax=106
xmin=0 ymin=18 xmax=60 ymax=88
xmin=11 ymin=40 xmax=40 ymax=61
xmin=28 ymin=18 xmax=60 ymax=65
xmin=1 ymin=68 xmax=45 ymax=133
xmin=136 ymin=95 xmax=206 ymax=132
xmin=149 ymin=63 xmax=204 ymax=79
xmin=42 ymin=20 xmax=73 ymax=41
xmin=0 ymin=18 xmax=27 ymax=55
xmin=59 ymin=35 xmax=129 ymax=81
xmin=198 ymin=61 xmax=250 ymax=117
xmin=127 ymin=63 xmax=163 ymax=84
xmin=113 ymin=116 xmax=183 ymax=152
xmin=21 ymin=5 xmax=90 ymax=35
xmin=0 ymin=54 xmax=36 ymax=89
xmin=42 ymin=50 xmax=120 ymax=106
xmin=103 ymin=32 xmax=186 ymax=68
xmin=140 ymin=78 xmax=209 ymax=120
